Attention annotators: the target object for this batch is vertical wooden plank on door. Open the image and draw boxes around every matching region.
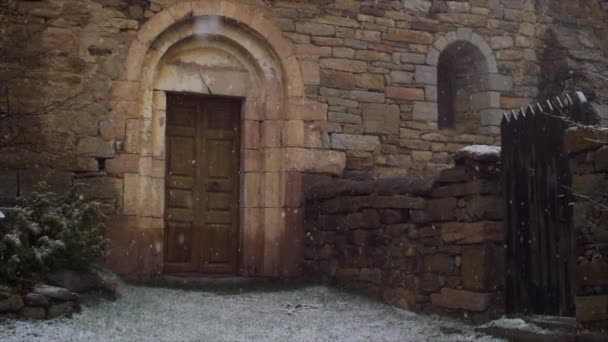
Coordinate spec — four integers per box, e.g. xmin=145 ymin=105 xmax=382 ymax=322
xmin=199 ymin=98 xmax=241 ymax=274
xmin=164 ymin=95 xmax=199 ymax=273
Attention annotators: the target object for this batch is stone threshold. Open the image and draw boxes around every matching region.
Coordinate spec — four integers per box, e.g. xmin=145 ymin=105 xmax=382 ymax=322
xmin=123 ymin=273 xmax=308 ymax=293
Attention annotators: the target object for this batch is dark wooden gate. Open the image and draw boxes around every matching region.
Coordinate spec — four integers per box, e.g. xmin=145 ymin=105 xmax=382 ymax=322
xmin=501 ymin=93 xmax=590 ymax=317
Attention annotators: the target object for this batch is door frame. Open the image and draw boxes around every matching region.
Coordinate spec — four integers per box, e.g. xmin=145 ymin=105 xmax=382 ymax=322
xmin=163 ymin=92 xmax=244 ymax=275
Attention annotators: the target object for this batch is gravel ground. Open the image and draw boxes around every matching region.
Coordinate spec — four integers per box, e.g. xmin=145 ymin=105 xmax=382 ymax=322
xmin=0 ymin=284 xmax=503 ymax=342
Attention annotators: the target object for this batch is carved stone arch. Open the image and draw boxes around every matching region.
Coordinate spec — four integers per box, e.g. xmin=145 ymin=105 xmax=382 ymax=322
xmin=425 ymin=28 xmax=510 ymax=135
xmin=106 ymin=0 xmax=343 ymax=277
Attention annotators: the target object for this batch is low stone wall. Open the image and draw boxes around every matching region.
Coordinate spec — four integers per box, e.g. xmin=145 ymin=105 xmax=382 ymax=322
xmin=303 ymin=147 xmax=504 ymax=322
xmin=565 ymin=126 xmax=608 ymax=328
xmin=0 ymin=285 xmax=79 ymax=320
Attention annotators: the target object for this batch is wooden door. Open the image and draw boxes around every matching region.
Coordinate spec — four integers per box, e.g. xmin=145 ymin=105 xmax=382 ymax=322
xmin=164 ymin=94 xmax=241 ymax=275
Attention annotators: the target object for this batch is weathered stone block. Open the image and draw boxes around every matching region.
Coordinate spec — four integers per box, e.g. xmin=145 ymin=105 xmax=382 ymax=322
xmin=390 ymin=71 xmax=414 ymax=84
xmin=459 ymin=196 xmax=503 ymax=221
xmin=480 ymin=109 xmax=505 ymax=126
xmin=577 ymin=260 xmax=608 ymax=286
xmin=74 ymin=176 xmax=122 ymax=200
xmin=283 ymin=148 xmax=346 ymax=176
xmin=355 ymin=73 xmax=385 ymax=90
xmin=441 ymin=222 xmax=503 ymax=244
xmin=331 ymin=134 xmax=380 ymax=152
xmin=431 ymin=288 xmax=492 ymax=312
xmin=386 ymin=86 xmax=425 ymax=101
xmin=419 ymin=273 xmax=442 ymax=292
xmin=0 ymin=294 xmax=24 ymax=313
xmin=431 ymin=180 xmax=500 ymax=198
xmin=386 ymin=28 xmax=433 ymax=44
xmin=296 ymin=22 xmax=335 ymax=36
xmin=76 ymin=136 xmax=116 ymax=159
xmin=571 ymin=173 xmax=607 ymax=195
xmin=480 ymin=74 xmax=513 ymax=92
xmin=287 ymin=99 xmax=328 ymax=121
xmin=320 ymin=58 xmax=368 ymax=73
xmin=329 ymin=112 xmax=361 ymax=124
xmin=396 ymin=52 xmax=426 ymax=64
xmin=360 ymin=268 xmax=382 ymax=284
xmin=362 ymin=103 xmax=400 ymax=135
xmin=424 ymin=254 xmax=454 ymax=273
xmin=415 ymin=65 xmax=437 ymax=85
xmin=471 ymin=92 xmax=501 ymax=110
xmin=340 ymin=209 xmax=380 ymax=229
xmin=413 ymin=102 xmax=438 ymax=121
xmin=564 ymin=126 xmax=608 ymax=154
xmin=106 ymin=154 xmax=139 ymax=175
xmin=300 ymin=60 xmax=320 ymax=86
xmin=437 ymin=166 xmax=470 ymax=183
xmin=576 ymin=295 xmax=608 ymax=322
xmin=23 ymin=293 xmax=49 ymax=307
xmin=321 ymin=69 xmax=355 ymax=88
xmin=380 ymin=209 xmax=406 ymax=224
xmin=435 ymin=13 xmax=487 ymax=27
xmin=351 ymin=90 xmax=386 ymax=103
xmin=462 ymin=245 xmax=500 ymax=291
xmin=369 ymin=196 xmax=426 ymax=209
xmin=426 ymin=197 xmax=457 ymax=221
xmin=594 ymin=146 xmax=608 ymax=171
xmin=490 ymin=36 xmax=514 ymax=49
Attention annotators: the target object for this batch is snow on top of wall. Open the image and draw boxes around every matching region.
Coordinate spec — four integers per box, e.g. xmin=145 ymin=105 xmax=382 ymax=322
xmin=455 ymin=145 xmax=501 ymax=162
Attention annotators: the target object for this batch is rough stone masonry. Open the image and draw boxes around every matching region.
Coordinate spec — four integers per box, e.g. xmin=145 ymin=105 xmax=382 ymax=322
xmin=0 ymin=0 xmax=607 ymax=282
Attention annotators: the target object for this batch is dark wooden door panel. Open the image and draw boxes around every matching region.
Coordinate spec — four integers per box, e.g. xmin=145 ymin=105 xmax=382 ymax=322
xmin=165 ymin=94 xmax=241 ymax=275
xmin=199 ymin=98 xmax=240 ymax=274
xmin=165 ymin=222 xmax=193 ymax=263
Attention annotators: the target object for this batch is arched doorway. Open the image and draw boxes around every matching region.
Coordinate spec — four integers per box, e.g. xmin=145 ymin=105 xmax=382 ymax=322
xmin=105 ymin=1 xmax=344 ymax=278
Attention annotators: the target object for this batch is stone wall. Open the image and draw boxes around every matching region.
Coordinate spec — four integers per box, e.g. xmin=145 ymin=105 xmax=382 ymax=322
xmin=302 ymin=146 xmax=505 ymax=322
xmin=0 ymin=0 xmax=607 ymax=277
xmin=2 ymin=0 xmax=608 ymax=180
xmin=565 ymin=126 xmax=608 ymax=327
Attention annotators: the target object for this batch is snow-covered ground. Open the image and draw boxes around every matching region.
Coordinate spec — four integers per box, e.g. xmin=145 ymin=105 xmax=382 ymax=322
xmin=1 ymin=284 xmax=503 ymax=342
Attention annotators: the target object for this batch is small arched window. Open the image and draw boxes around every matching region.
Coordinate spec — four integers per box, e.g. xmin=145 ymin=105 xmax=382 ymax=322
xmin=437 ymin=41 xmax=488 ymax=133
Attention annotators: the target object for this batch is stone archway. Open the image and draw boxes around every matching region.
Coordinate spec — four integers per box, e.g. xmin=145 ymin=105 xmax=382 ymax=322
xmin=106 ymin=0 xmax=345 ymax=277
xmin=424 ymin=29 xmax=511 ymax=136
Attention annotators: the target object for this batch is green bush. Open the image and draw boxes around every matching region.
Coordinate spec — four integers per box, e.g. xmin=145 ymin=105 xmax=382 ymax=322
xmin=0 ymin=183 xmax=106 ymax=286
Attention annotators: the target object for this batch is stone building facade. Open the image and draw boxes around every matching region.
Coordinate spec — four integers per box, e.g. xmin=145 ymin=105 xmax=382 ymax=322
xmin=0 ymin=0 xmax=607 ymax=278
